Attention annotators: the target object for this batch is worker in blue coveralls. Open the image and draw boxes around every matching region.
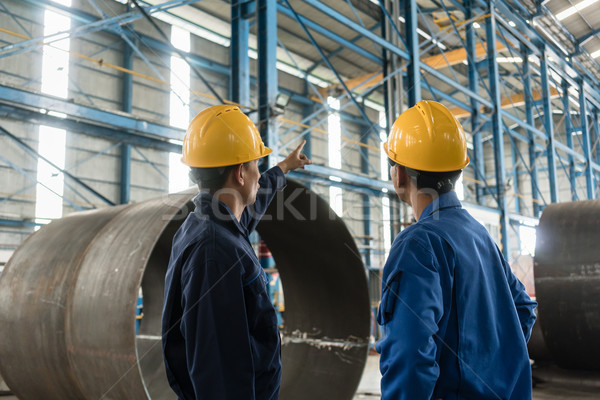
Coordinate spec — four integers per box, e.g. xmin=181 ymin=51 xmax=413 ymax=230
xmin=377 ymin=100 xmax=537 ymax=400
xmin=162 ymin=104 xmax=311 ymax=400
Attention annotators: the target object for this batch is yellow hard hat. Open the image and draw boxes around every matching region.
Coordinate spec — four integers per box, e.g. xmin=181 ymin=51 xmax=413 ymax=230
xmin=182 ymin=104 xmax=272 ymax=167
xmin=384 ymin=100 xmax=469 ymax=172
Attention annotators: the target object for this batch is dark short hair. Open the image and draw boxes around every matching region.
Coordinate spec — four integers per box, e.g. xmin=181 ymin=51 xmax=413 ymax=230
xmin=189 ymin=165 xmax=237 ymax=193
xmin=402 ymin=165 xmax=462 ymax=195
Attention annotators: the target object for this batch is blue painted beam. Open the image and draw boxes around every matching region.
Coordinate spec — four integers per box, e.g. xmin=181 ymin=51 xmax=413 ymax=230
xmin=300 ymin=0 xmax=410 ymax=61
xmin=486 ymin=7 xmax=509 ymax=258
xmin=0 ymin=104 xmax=181 ymax=153
xmin=231 ymin=0 xmax=250 ymax=106
xmin=404 ymin=0 xmax=420 ymax=105
xmin=540 ymin=49 xmax=559 ymax=203
xmin=562 ymin=80 xmax=577 ymax=200
xmin=594 ymin=111 xmax=600 ymax=167
xmin=500 ymin=110 xmax=547 ymax=141
xmin=120 ymin=144 xmax=131 ymax=204
xmin=302 ymin=164 xmax=393 ymax=193
xmin=510 ymin=141 xmax=521 ymax=214
xmin=0 ymin=219 xmax=39 ymax=228
xmin=282 ymin=0 xmax=381 ymax=148
xmin=0 ymin=84 xmax=184 ymax=141
xmin=576 ymin=27 xmax=600 ymax=46
xmin=467 ymin=1 xmax=484 ymax=205
xmin=288 ymin=171 xmax=386 ymax=198
xmin=580 ymin=82 xmax=595 ymax=199
xmin=360 ymin=117 xmax=372 ymax=268
xmin=22 ymin=0 xmax=230 ymax=77
xmin=495 ymin=0 xmax=600 ymax=109
xmin=494 ymin=12 xmax=539 ymax=57
xmin=302 ymin=83 xmax=314 ymax=160
xmin=306 ymin=22 xmax=382 ymax=74
xmin=522 ymin=44 xmax=541 ymax=217
xmin=121 ymin=38 xmax=133 ymax=205
xmin=258 ymin=0 xmax=278 ymax=166
xmin=427 ymin=87 xmax=475 ymax=115
xmin=276 ymin=4 xmax=382 ymax=65
xmin=0 ymin=126 xmax=114 ymax=206
xmin=420 ymin=63 xmax=493 ymax=108
xmin=1 ymin=0 xmax=205 ymax=59
xmin=137 ymin=33 xmax=230 ymax=77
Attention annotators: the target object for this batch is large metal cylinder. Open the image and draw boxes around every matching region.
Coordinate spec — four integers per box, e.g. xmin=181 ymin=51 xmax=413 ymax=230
xmin=258 ymin=180 xmax=370 ymax=400
xmin=0 ymin=179 xmax=370 ymax=399
xmin=534 ymin=199 xmax=600 ymax=370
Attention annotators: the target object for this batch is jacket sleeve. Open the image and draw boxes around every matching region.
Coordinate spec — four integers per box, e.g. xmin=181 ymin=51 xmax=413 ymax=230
xmin=180 ymin=244 xmax=255 ymax=400
xmin=503 ymin=257 xmax=537 ymax=342
xmin=375 ymin=239 xmax=443 ymax=400
xmin=241 ymin=166 xmax=286 ymax=232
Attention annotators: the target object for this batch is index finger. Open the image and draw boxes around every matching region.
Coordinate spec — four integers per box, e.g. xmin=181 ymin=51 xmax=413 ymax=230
xmin=294 ymin=139 xmax=306 ymax=153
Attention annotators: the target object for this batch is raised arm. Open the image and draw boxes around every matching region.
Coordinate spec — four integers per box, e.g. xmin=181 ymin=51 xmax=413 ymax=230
xmin=242 ymin=140 xmax=312 ymax=231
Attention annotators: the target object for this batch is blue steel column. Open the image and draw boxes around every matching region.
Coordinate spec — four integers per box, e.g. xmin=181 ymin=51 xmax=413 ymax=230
xmin=360 ymin=124 xmax=371 ymax=269
xmin=467 ymin=0 xmax=483 ymax=204
xmin=302 ymin=82 xmax=313 ymax=160
xmin=231 ymin=0 xmax=250 ymax=106
xmin=579 ymin=82 xmax=595 ymax=199
xmin=511 ymin=143 xmax=521 ymax=214
xmin=522 ymin=45 xmax=540 ymax=216
xmin=257 ymin=0 xmax=278 ymax=165
xmin=403 ymin=0 xmax=420 ymax=106
xmin=486 ymin=5 xmax=509 ymax=258
xmin=561 ymin=80 xmax=577 ymax=200
xmin=541 ymin=49 xmax=559 ymax=203
xmin=594 ymin=110 xmax=600 ymax=167
xmin=120 ymin=40 xmax=133 ymax=204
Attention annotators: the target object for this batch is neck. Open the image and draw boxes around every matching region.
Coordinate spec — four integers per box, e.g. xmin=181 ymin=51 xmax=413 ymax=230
xmin=214 ymin=191 xmax=245 ymax=221
xmin=410 ymin=190 xmax=438 ymax=221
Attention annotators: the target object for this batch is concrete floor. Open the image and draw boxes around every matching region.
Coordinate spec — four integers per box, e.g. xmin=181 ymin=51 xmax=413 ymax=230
xmin=354 ymin=355 xmax=600 ymax=400
xmin=2 ymin=356 xmax=599 ymax=399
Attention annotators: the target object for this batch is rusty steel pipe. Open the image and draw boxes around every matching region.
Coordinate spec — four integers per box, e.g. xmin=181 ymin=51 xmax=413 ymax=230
xmin=534 ymin=199 xmax=600 ymax=370
xmin=0 ymin=179 xmax=370 ymax=399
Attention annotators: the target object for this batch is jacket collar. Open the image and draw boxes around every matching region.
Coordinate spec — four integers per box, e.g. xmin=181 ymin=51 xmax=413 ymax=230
xmin=419 ymin=191 xmax=462 ymax=221
xmin=193 ymin=191 xmax=249 ymax=237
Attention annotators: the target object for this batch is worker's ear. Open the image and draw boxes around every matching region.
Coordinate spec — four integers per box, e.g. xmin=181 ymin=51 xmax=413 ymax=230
xmin=396 ymin=165 xmax=409 ymax=187
xmin=231 ymin=164 xmax=244 ymax=186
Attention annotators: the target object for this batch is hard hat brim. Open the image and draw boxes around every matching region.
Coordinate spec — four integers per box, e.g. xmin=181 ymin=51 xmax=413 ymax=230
xmin=182 ymin=146 xmax=273 ymax=168
xmin=384 ymin=142 xmax=469 ymax=172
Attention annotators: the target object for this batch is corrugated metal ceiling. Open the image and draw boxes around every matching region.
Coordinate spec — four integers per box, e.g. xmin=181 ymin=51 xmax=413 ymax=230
xmin=184 ymin=0 xmax=599 ymax=95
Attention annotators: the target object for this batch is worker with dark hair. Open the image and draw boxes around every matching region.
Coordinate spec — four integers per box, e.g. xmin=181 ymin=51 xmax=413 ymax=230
xmin=162 ymin=104 xmax=311 ymax=400
xmin=377 ymin=100 xmax=537 ymax=400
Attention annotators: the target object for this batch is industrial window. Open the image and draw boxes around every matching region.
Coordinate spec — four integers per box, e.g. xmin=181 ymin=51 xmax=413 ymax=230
xmin=35 ymin=1 xmax=71 ymax=225
xmin=327 ymin=97 xmax=343 ymax=216
xmin=168 ymin=26 xmax=191 ymax=193
xmin=519 ymin=225 xmax=537 ymax=256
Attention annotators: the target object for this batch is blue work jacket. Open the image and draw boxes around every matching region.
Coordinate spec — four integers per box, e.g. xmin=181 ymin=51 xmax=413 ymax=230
xmin=376 ymin=191 xmax=537 ymax=400
xmin=162 ymin=166 xmax=286 ymax=400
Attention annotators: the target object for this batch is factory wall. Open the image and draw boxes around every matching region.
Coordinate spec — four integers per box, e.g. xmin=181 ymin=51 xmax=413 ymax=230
xmin=0 ymin=3 xmax=43 ymax=260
